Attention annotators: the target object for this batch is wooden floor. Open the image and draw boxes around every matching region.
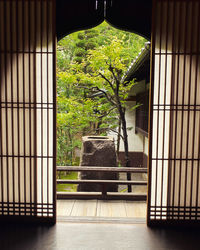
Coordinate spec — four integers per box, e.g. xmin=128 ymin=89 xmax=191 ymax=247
xmin=1 ymin=221 xmax=200 ymax=250
xmin=57 ymin=200 xmax=146 ymax=218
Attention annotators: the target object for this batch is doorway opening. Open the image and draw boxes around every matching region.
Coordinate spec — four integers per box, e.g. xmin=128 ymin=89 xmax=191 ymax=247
xmin=1 ymin=0 xmax=200 ymax=226
xmin=56 ymin=21 xmax=150 ymax=220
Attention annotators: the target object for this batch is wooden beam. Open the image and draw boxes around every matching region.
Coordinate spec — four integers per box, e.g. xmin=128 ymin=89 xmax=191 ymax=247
xmin=57 ymin=179 xmax=147 ymax=185
xmin=56 ymin=166 xmax=148 ymax=173
xmin=57 ymin=192 xmax=147 ymax=201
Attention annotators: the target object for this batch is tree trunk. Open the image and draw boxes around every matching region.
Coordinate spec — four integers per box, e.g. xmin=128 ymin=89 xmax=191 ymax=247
xmin=118 ymin=106 xmax=131 ymax=192
xmin=116 ymin=117 xmax=121 ymax=158
xmin=68 ymin=130 xmax=73 ymax=166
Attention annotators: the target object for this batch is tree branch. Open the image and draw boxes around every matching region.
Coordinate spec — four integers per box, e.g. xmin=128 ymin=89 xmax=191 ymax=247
xmin=95 ymin=127 xmax=124 ymax=140
xmin=75 ymin=85 xmax=117 ymax=106
xmin=109 ymin=64 xmax=119 ymax=84
xmin=98 ymin=71 xmax=115 ymax=92
xmin=93 ymin=86 xmax=117 ymax=106
xmin=98 ymin=106 xmax=116 ymax=119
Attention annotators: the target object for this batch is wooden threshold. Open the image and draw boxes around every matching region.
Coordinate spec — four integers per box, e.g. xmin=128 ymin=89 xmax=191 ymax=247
xmin=57 ymin=192 xmax=147 ymax=201
xmin=57 ymin=216 xmax=146 ymax=224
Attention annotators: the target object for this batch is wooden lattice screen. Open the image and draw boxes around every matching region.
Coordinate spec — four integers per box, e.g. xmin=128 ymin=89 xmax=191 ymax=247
xmin=148 ymin=0 xmax=200 ymax=226
xmin=0 ymin=0 xmax=56 ymax=223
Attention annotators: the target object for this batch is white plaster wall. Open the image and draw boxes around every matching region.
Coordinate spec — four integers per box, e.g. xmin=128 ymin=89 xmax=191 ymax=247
xmin=123 ymin=101 xmax=144 ymax=152
xmin=144 ymin=137 xmax=148 ymax=156
xmin=109 ymin=77 xmax=148 ymax=154
xmin=108 ymin=101 xmax=144 ymax=153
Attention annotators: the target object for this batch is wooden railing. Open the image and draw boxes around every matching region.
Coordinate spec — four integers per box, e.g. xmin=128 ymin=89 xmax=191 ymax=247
xmin=57 ymin=166 xmax=148 ymax=201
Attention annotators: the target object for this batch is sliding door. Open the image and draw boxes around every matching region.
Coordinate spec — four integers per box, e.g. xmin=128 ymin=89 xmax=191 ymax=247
xmin=0 ymin=0 xmax=56 ymax=223
xmin=148 ymin=0 xmax=200 ymax=225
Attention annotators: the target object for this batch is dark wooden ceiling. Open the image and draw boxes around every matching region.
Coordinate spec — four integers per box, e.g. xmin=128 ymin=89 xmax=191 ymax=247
xmin=56 ymin=0 xmax=152 ymax=41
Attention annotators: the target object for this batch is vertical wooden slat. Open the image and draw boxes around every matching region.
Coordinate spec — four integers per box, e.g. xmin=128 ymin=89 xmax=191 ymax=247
xmin=22 ymin=0 xmax=26 ymax=215
xmin=10 ymin=0 xmax=15 ymax=215
xmin=40 ymin=0 xmax=44 ymax=217
xmin=33 ymin=0 xmax=37 ymax=218
xmin=171 ymin=0 xmax=181 ymax=219
xmin=46 ymin=0 xmax=49 ymax=216
xmin=195 ymin=3 xmax=200 ymax=220
xmin=52 ymin=0 xmax=57 ymax=223
xmin=174 ymin=1 xmax=182 ymax=215
xmin=147 ymin=0 xmax=156 ymax=224
xmin=28 ymin=0 xmax=32 ymax=216
xmin=16 ymin=0 xmax=21 ymax=216
xmin=154 ymin=0 xmax=163 ymax=219
xmin=0 ymin=1 xmax=3 ymax=216
xmin=186 ymin=2 xmax=194 ymax=220
xmin=4 ymin=0 xmax=9 ymax=215
xmin=10 ymin=1 xmax=16 ymax=214
xmin=160 ymin=0 xmax=169 ymax=218
xmin=180 ymin=1 xmax=189 ymax=220
xmin=168 ymin=0 xmax=176 ymax=220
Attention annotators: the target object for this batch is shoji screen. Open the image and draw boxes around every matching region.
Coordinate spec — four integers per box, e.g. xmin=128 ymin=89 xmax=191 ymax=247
xmin=148 ymin=0 xmax=200 ymax=225
xmin=0 ymin=0 xmax=56 ymax=223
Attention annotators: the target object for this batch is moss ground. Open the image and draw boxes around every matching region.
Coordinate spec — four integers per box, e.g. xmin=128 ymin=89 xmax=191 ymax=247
xmin=57 ymin=171 xmax=78 ymax=192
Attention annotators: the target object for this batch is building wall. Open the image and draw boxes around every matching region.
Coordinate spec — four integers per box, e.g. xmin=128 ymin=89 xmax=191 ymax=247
xmin=108 ymin=100 xmax=144 ymax=167
xmin=118 ymin=80 xmax=149 ymax=167
xmin=144 ymin=137 xmax=148 ymax=156
xmin=108 ymin=78 xmax=149 ymax=167
xmin=143 ymin=136 xmax=148 ymax=168
xmin=120 ymin=101 xmax=144 ymax=152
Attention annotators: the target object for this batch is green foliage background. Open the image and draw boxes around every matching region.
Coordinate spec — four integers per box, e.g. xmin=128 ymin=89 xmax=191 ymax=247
xmin=57 ymin=21 xmax=147 ymax=167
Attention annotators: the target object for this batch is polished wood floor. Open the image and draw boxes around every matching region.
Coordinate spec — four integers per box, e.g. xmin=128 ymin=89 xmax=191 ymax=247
xmin=1 ymin=221 xmax=200 ymax=250
xmin=57 ymin=200 xmax=146 ymax=218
